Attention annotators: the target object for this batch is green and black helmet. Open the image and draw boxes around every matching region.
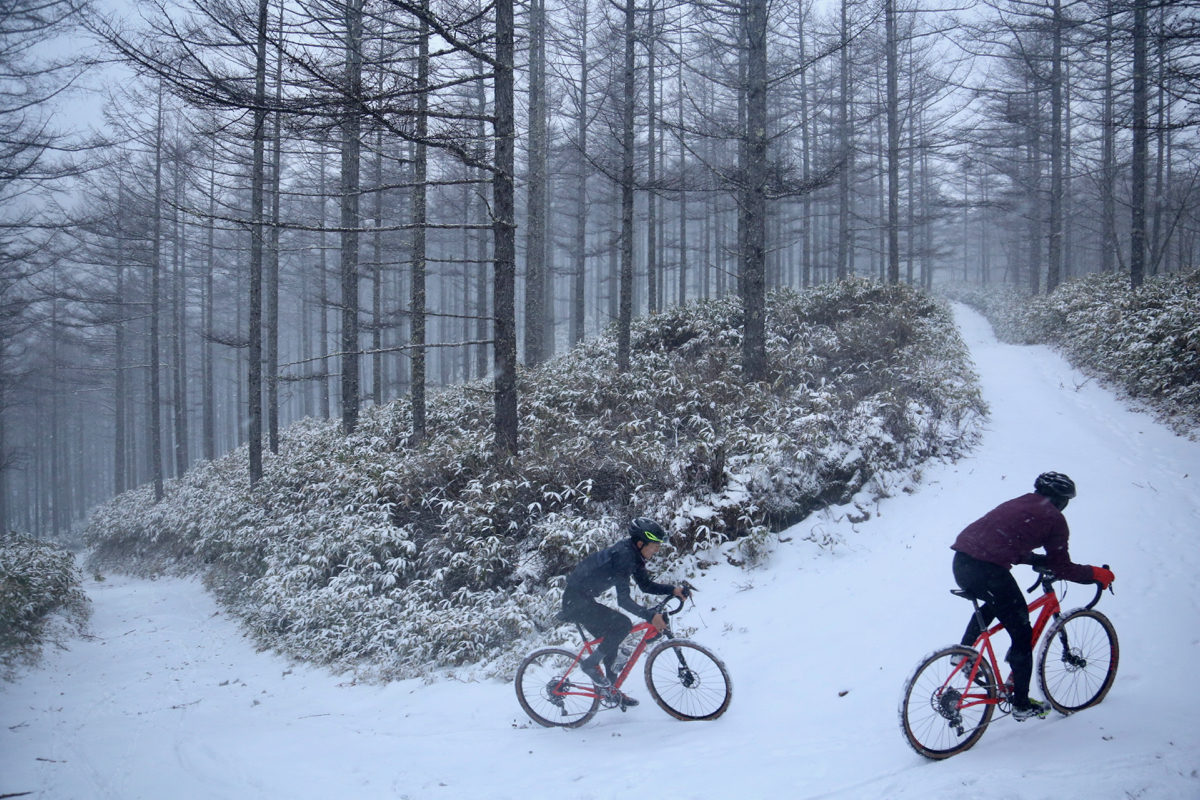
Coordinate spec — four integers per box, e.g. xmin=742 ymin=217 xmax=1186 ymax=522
xmin=628 ymin=517 xmax=668 ymax=546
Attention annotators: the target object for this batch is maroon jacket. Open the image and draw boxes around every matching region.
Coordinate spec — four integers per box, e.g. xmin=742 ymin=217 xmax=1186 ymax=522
xmin=951 ymin=492 xmax=1093 ymax=583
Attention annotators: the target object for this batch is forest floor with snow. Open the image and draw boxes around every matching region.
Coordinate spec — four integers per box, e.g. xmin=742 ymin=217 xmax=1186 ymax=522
xmin=3 ymin=303 xmax=1198 ymax=800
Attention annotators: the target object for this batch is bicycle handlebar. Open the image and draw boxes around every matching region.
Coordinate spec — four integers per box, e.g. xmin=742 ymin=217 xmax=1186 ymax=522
xmin=651 ymin=581 xmax=696 ymax=619
xmin=1026 ymin=563 xmax=1111 ymax=610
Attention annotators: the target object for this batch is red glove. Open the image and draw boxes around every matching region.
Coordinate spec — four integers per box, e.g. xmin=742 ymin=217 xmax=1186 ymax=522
xmin=1091 ymin=566 xmax=1115 ymax=589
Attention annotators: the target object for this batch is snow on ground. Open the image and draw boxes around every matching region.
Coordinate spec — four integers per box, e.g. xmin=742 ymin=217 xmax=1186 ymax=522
xmin=3 ymin=304 xmax=1199 ymax=800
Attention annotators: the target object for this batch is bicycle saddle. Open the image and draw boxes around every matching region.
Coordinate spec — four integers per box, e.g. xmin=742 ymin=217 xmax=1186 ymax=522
xmin=950 ymin=589 xmax=980 ymax=602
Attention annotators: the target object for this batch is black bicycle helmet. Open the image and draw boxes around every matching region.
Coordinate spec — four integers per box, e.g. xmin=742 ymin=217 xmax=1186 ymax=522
xmin=628 ymin=517 xmax=668 ymax=545
xmin=1034 ymin=472 xmax=1077 ymax=499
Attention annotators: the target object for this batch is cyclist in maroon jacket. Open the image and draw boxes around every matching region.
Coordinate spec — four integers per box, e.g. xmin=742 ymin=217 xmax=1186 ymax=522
xmin=951 ymin=472 xmax=1115 ymax=721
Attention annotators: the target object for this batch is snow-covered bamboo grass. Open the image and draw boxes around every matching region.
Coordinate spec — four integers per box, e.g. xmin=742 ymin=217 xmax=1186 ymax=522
xmin=0 ymin=532 xmax=91 ymax=681
xmin=85 ymin=280 xmax=986 ymax=681
xmin=941 ymin=270 xmax=1200 ymax=435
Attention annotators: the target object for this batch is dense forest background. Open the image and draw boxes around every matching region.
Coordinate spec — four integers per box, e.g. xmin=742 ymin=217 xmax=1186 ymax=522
xmin=2 ymin=0 xmax=1197 ymax=539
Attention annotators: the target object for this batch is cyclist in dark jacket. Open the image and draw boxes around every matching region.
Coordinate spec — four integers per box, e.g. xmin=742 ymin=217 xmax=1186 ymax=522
xmin=951 ymin=472 xmax=1114 ymax=721
xmin=561 ymin=518 xmax=688 ymax=706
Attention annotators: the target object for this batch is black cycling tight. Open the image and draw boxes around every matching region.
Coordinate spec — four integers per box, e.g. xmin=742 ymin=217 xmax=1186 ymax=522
xmin=953 ymin=551 xmax=1034 ymax=706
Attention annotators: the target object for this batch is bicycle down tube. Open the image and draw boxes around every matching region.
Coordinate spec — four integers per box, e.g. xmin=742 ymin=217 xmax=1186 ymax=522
xmin=964 ymin=587 xmax=1063 ymax=696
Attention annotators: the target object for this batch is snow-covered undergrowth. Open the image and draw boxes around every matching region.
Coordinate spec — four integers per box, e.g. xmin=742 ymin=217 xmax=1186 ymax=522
xmin=941 ymin=270 xmax=1200 ymax=434
xmin=85 ymin=280 xmax=985 ymax=681
xmin=0 ymin=532 xmax=91 ymax=681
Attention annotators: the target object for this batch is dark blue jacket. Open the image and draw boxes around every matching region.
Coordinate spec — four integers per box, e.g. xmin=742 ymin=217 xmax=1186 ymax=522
xmin=564 ymin=539 xmax=674 ymax=621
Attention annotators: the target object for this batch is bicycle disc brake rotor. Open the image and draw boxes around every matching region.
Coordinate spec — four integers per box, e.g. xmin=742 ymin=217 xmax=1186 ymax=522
xmin=677 ymin=667 xmax=698 ymax=688
xmin=1060 ymin=647 xmax=1087 ymax=672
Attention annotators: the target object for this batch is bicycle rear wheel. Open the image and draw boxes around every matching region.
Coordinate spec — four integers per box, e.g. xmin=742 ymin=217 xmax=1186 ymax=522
xmin=515 ymin=648 xmax=600 ymax=728
xmin=644 ymin=639 xmax=732 ymax=721
xmin=1037 ymin=608 xmax=1119 ymax=714
xmin=899 ymin=646 xmax=997 ymax=759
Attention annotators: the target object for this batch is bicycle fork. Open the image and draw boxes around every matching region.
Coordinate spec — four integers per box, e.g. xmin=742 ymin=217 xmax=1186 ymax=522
xmin=1051 ymin=625 xmax=1087 ymax=671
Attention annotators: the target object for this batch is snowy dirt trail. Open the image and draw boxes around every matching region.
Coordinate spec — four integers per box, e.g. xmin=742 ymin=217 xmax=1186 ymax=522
xmin=3 ymin=303 xmax=1198 ymax=800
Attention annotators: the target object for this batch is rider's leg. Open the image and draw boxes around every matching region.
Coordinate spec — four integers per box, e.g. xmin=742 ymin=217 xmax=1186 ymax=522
xmin=569 ymin=599 xmax=632 ymax=678
xmin=953 ymin=552 xmax=996 ymax=645
xmin=953 ymin=552 xmax=1034 ymax=705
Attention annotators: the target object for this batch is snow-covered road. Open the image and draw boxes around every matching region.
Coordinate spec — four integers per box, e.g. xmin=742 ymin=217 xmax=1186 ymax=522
xmin=3 ymin=304 xmax=1198 ymax=799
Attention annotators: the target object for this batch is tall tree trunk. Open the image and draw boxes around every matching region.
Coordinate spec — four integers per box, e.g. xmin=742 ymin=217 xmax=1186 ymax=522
xmin=50 ymin=298 xmax=60 ymax=535
xmin=475 ymin=75 xmax=490 ymax=378
xmin=339 ymin=0 xmax=363 ymax=435
xmin=799 ymin=10 xmax=811 ymax=289
xmin=151 ymin=87 xmax=166 ymax=500
xmin=885 ymin=0 xmax=900 ymax=285
xmin=616 ymin=0 xmax=636 ymax=372
xmin=980 ymin=167 xmax=991 ymax=284
xmin=1101 ymin=0 xmax=1117 ymax=274
xmin=1149 ymin=6 xmax=1167 ymax=275
xmin=372 ymin=134 xmax=384 ymax=406
xmin=646 ymin=2 xmax=658 ymax=315
xmin=736 ymin=1 xmax=746 ymax=295
xmin=1046 ymin=0 xmax=1064 ymax=293
xmin=203 ymin=152 xmax=216 ymax=461
xmin=247 ymin=0 xmax=268 ymax=484
xmin=677 ymin=31 xmax=688 ymax=305
xmin=115 ymin=185 xmax=127 ymax=494
xmin=318 ymin=144 xmax=331 ymax=419
xmin=571 ymin=0 xmax=588 ymax=347
xmin=1063 ymin=59 xmax=1073 ymax=281
xmin=267 ymin=0 xmax=283 ymax=453
xmin=493 ymin=0 xmax=518 ymax=457
xmin=462 ymin=181 xmax=473 ymax=380
xmin=1025 ymin=81 xmax=1041 ymax=295
xmin=172 ymin=148 xmax=190 ymax=477
xmin=524 ymin=0 xmax=547 ymax=366
xmin=1129 ymin=0 xmax=1148 ymax=289
xmin=837 ymin=0 xmax=852 ymax=280
xmin=905 ymin=48 xmax=916 ymax=286
xmin=411 ymin=0 xmax=429 ymax=442
xmin=741 ymin=0 xmax=768 ymax=381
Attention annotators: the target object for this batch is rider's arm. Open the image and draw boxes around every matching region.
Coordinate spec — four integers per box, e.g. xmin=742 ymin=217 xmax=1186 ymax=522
xmin=611 ymin=546 xmax=671 ymax=620
xmin=631 ymin=555 xmax=675 ymax=597
xmin=1041 ymin=517 xmax=1095 ymax=583
xmin=613 ymin=578 xmax=656 ymax=621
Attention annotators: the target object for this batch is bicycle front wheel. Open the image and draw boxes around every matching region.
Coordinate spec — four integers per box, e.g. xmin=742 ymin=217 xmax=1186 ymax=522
xmin=515 ymin=648 xmax=600 ymax=728
xmin=899 ymin=646 xmax=997 ymax=760
xmin=1037 ymin=608 xmax=1119 ymax=714
xmin=644 ymin=639 xmax=732 ymax=721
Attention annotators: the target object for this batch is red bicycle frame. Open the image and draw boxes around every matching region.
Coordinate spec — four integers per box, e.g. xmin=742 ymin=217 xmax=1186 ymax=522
xmin=554 ymin=619 xmax=662 ymax=700
xmin=954 ymin=586 xmax=1062 ymax=710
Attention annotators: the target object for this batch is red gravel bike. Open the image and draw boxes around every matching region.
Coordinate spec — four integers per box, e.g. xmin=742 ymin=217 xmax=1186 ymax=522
xmin=900 ymin=565 xmax=1118 ymax=759
xmin=515 ymin=591 xmax=732 ymax=727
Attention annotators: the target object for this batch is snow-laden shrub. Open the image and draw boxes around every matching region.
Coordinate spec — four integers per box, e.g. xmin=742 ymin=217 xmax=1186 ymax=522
xmin=86 ymin=280 xmax=986 ymax=680
xmin=0 ymin=532 xmax=91 ymax=681
xmin=942 ymin=271 xmax=1200 ymax=434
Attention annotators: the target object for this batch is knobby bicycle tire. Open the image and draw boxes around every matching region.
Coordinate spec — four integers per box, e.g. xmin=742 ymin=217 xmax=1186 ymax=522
xmin=515 ymin=647 xmax=600 ymax=728
xmin=644 ymin=639 xmax=732 ymax=721
xmin=899 ymin=645 xmax=998 ymax=759
xmin=1037 ymin=608 xmax=1119 ymax=714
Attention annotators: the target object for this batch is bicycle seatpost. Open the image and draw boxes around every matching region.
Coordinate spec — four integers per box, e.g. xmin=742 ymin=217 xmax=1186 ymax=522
xmin=968 ymin=597 xmax=987 ymax=642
